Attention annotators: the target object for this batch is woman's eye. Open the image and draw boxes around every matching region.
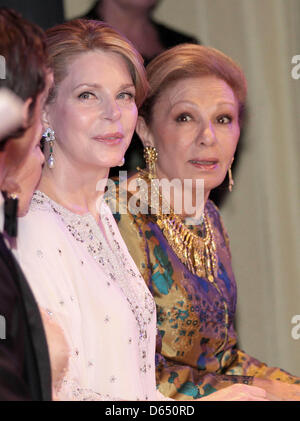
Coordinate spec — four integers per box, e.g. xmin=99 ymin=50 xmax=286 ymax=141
xmin=78 ymin=92 xmax=95 ymax=100
xmin=176 ymin=113 xmax=192 ymax=123
xmin=117 ymin=92 xmax=135 ymax=101
xmin=217 ymin=115 xmax=232 ymax=124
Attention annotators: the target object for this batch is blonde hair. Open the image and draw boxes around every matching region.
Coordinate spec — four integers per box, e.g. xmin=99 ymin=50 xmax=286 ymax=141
xmin=140 ymin=44 xmax=247 ymax=125
xmin=46 ymin=19 xmax=149 ymax=108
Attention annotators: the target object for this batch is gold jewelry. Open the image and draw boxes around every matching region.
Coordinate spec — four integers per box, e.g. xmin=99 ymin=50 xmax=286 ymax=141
xmin=7 ymin=193 xmax=18 ymax=200
xmin=228 ymin=163 xmax=234 ymax=192
xmin=143 ymin=145 xmax=158 ymax=177
xmin=137 ymin=169 xmax=218 ymax=282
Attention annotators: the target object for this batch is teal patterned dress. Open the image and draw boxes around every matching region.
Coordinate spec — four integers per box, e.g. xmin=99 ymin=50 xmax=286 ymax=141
xmin=110 ymin=174 xmax=300 ymax=399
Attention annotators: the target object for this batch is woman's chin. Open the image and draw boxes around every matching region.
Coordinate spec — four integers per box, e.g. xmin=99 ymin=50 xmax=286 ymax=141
xmin=201 ymin=172 xmax=227 ymax=191
xmin=109 ymin=159 xmax=125 ymax=169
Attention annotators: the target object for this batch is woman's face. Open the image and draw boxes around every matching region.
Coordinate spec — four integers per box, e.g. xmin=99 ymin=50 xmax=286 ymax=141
xmin=44 ymin=50 xmax=138 ymax=172
xmin=139 ymin=76 xmax=240 ymax=201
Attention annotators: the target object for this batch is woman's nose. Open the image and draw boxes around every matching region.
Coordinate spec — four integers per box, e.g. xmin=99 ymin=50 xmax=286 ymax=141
xmin=197 ymin=121 xmax=216 ymax=146
xmin=101 ymin=98 xmax=121 ymax=121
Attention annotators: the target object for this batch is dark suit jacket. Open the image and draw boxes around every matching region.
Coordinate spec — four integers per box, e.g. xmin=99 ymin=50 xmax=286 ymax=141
xmin=0 ymin=233 xmax=52 ymax=400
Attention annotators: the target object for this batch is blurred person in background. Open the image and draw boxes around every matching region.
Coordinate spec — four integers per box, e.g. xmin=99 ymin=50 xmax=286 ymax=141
xmin=81 ymin=0 xmax=198 ymax=65
xmin=0 ymin=8 xmax=52 ymax=400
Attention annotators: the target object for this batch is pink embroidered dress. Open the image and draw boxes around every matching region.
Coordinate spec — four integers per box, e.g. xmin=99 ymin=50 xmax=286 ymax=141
xmin=16 ymin=191 xmax=168 ymax=401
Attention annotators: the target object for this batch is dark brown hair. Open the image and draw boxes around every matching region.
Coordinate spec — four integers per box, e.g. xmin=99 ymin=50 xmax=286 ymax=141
xmin=0 ymin=7 xmax=48 ymax=142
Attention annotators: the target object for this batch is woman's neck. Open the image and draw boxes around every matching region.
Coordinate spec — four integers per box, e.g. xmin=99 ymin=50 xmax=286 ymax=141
xmin=151 ymin=169 xmax=209 ymax=220
xmin=38 ymin=154 xmax=109 ymax=221
xmin=130 ymin=171 xmax=208 ymax=223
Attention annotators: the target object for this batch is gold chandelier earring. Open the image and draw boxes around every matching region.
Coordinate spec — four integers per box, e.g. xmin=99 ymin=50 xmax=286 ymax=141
xmin=228 ymin=158 xmax=235 ymax=192
xmin=143 ymin=145 xmax=158 ymax=178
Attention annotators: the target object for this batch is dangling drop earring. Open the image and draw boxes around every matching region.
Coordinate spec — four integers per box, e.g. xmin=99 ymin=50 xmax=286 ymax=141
xmin=43 ymin=127 xmax=55 ymax=169
xmin=228 ymin=158 xmax=234 ymax=192
xmin=118 ymin=157 xmax=125 ymax=167
xmin=143 ymin=145 xmax=158 ymax=178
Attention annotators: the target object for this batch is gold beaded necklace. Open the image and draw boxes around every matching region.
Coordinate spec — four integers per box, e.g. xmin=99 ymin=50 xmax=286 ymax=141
xmin=137 ymin=167 xmax=218 ymax=282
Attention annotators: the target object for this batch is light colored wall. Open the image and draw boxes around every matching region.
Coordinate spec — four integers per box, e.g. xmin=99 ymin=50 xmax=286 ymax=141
xmin=64 ymin=0 xmax=94 ymax=19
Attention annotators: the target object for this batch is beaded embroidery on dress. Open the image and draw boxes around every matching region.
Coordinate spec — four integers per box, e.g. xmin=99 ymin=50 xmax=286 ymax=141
xmin=17 ymin=190 xmax=158 ymax=400
xmin=31 ymin=191 xmax=155 ymax=357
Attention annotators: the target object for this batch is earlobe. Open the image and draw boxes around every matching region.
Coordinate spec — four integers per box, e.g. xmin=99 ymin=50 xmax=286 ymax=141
xmin=21 ymin=97 xmax=33 ymax=128
xmin=136 ymin=116 xmax=155 ymax=148
xmin=42 ymin=105 xmax=51 ymax=132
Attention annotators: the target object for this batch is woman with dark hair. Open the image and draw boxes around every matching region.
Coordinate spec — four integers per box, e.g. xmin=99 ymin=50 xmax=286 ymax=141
xmin=114 ymin=44 xmax=300 ymax=400
xmin=0 ymin=8 xmax=52 ymax=400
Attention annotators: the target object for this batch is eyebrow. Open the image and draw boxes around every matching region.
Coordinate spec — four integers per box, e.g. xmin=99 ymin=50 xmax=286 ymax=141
xmin=168 ymin=100 xmax=237 ymax=113
xmin=73 ymin=82 xmax=136 ymax=91
xmin=171 ymin=100 xmax=236 ymax=107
